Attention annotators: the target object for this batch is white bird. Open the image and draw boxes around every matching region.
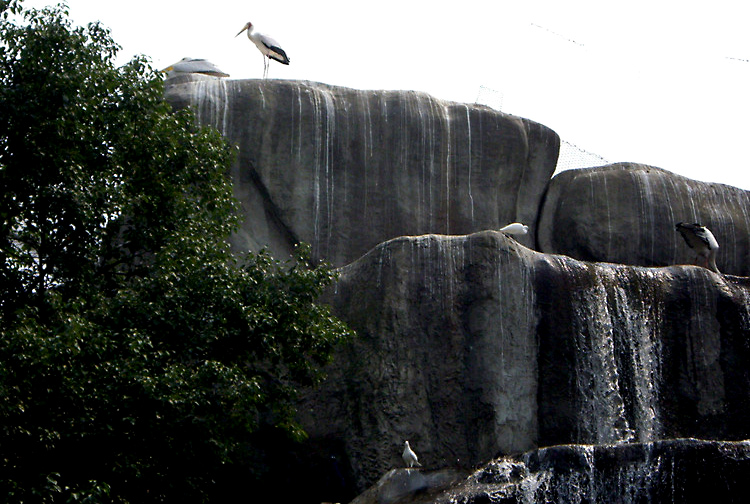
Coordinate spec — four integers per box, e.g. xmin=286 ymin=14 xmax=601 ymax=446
xmin=499 ymin=222 xmax=529 ymax=236
xmin=160 ymin=57 xmax=229 ymax=79
xmin=236 ymin=21 xmax=290 ymax=79
xmin=675 ymin=222 xmax=720 ymax=273
xmin=402 ymin=441 xmax=422 ymax=468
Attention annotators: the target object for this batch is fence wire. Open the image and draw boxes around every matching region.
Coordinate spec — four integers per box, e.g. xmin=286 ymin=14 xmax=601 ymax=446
xmin=475 ymin=86 xmax=609 ymax=172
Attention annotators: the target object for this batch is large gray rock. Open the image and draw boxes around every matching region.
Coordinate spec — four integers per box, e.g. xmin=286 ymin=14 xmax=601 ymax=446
xmin=538 ymin=163 xmax=750 ymax=275
xmin=436 ymin=439 xmax=750 ymax=504
xmin=161 ymin=78 xmax=750 ymax=501
xmin=164 ymin=77 xmax=559 ymax=266
xmin=302 ymin=230 xmax=750 ymax=491
xmin=349 ymin=468 xmax=468 ymax=504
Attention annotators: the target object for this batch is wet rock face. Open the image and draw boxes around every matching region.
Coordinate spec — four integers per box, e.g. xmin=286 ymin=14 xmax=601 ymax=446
xmin=304 ymin=231 xmax=750 ymax=490
xmin=538 ymin=163 xmax=750 ymax=276
xmin=439 ymin=439 xmax=750 ymax=504
xmin=306 ymin=232 xmax=541 ymax=490
xmin=164 ymin=77 xmax=559 ymax=266
xmin=162 ymin=79 xmax=750 ymax=500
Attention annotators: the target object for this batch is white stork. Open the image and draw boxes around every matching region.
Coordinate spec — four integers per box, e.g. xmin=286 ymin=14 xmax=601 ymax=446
xmin=402 ymin=441 xmax=422 ymax=468
xmin=160 ymin=57 xmax=229 ymax=79
xmin=236 ymin=21 xmax=290 ymax=78
xmin=675 ymin=222 xmax=720 ymax=273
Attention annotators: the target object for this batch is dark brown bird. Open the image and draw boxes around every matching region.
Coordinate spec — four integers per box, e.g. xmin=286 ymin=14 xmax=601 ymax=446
xmin=675 ymin=222 xmax=720 ymax=273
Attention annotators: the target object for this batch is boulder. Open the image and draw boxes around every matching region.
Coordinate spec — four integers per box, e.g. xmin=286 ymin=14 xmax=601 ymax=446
xmin=349 ymin=468 xmax=468 ymax=504
xmin=164 ymin=77 xmax=559 ymax=266
xmin=538 ymin=163 xmax=750 ymax=275
xmin=433 ymin=439 xmax=750 ymax=504
xmin=301 ymin=230 xmax=750 ymax=491
xmin=161 ymin=79 xmax=750 ymax=501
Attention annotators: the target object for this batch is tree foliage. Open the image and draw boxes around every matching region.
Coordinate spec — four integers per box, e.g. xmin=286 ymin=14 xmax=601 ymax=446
xmin=0 ymin=3 xmax=351 ymax=502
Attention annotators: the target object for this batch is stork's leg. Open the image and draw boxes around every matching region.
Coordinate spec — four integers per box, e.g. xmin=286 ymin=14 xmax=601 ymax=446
xmin=263 ymin=57 xmax=269 ymax=79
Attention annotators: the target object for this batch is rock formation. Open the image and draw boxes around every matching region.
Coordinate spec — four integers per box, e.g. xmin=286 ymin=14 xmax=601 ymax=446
xmin=438 ymin=438 xmax=750 ymax=504
xmin=305 ymin=231 xmax=750 ymax=492
xmin=352 ymin=438 xmax=750 ymax=504
xmin=538 ymin=163 xmax=750 ymax=276
xmin=164 ymin=76 xmax=559 ymax=266
xmin=164 ymin=77 xmax=750 ymax=503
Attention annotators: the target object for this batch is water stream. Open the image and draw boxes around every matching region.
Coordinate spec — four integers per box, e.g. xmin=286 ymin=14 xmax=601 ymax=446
xmin=170 ymin=79 xmax=750 ymax=500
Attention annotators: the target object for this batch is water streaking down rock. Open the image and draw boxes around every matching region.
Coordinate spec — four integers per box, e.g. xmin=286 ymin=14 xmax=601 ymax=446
xmin=303 ymin=231 xmax=750 ymax=490
xmin=165 ymin=77 xmax=559 ymax=266
xmin=349 ymin=439 xmax=750 ymax=504
xmin=437 ymin=438 xmax=750 ymax=504
xmin=162 ymin=77 xmax=750 ymax=502
xmin=538 ymin=163 xmax=750 ymax=276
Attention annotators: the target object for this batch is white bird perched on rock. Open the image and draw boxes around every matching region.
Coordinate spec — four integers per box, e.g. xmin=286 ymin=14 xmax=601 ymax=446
xmin=499 ymin=222 xmax=528 ymax=236
xmin=160 ymin=57 xmax=229 ymax=78
xmin=675 ymin=222 xmax=720 ymax=273
xmin=236 ymin=21 xmax=290 ymax=78
xmin=402 ymin=441 xmax=422 ymax=468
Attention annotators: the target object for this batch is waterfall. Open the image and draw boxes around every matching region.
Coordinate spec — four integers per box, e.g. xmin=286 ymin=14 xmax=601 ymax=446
xmin=519 ymin=443 xmax=660 ymax=503
xmin=569 ymin=265 xmax=634 ymax=444
xmin=169 ymin=80 xmax=750 ymax=500
xmin=572 ymin=264 xmax=666 ymax=444
xmin=537 ymin=258 xmax=666 ymax=447
xmin=612 ymin=269 xmax=662 ymax=442
xmin=441 ymin=438 xmax=750 ymax=504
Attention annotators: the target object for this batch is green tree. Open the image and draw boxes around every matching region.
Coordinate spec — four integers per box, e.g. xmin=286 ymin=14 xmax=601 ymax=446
xmin=0 ymin=3 xmax=351 ymax=502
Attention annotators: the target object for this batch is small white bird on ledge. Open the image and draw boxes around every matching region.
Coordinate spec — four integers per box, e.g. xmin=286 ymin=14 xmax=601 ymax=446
xmin=499 ymin=222 xmax=528 ymax=236
xmin=402 ymin=440 xmax=422 ymax=468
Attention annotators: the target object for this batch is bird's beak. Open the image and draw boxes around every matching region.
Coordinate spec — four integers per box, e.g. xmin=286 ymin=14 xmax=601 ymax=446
xmin=160 ymin=65 xmax=174 ymax=73
xmin=235 ymin=24 xmax=249 ymax=37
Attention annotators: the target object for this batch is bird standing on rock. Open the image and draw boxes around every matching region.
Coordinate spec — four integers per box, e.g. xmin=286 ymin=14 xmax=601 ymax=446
xmin=675 ymin=222 xmax=720 ymax=273
xmin=499 ymin=222 xmax=528 ymax=236
xmin=402 ymin=441 xmax=422 ymax=468
xmin=236 ymin=21 xmax=290 ymax=78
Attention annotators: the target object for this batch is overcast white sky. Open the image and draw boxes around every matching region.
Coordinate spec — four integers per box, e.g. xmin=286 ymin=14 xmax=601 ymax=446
xmin=24 ymin=0 xmax=750 ymax=189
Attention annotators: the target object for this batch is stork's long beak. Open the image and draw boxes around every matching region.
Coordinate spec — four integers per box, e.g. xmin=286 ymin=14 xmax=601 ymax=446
xmin=236 ymin=23 xmax=250 ymax=37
